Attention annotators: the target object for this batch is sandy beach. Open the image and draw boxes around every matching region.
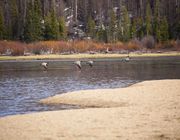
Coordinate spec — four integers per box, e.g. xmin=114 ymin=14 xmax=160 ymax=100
xmin=0 ymin=80 xmax=180 ymax=140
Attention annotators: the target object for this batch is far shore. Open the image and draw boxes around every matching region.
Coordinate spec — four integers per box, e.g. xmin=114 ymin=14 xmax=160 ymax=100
xmin=0 ymin=80 xmax=180 ymax=140
xmin=0 ymin=51 xmax=180 ymax=61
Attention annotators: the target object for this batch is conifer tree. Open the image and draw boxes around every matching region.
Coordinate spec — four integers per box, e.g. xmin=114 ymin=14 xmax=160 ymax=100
xmin=0 ymin=7 xmax=5 ymax=40
xmin=117 ymin=19 xmax=123 ymax=41
xmin=23 ymin=0 xmax=43 ymax=42
xmin=97 ymin=24 xmax=107 ymax=42
xmin=59 ymin=16 xmax=67 ymax=40
xmin=4 ymin=24 xmax=12 ymax=40
xmin=145 ymin=2 xmax=152 ymax=36
xmin=33 ymin=0 xmax=43 ymax=40
xmin=24 ymin=2 xmax=34 ymax=42
xmin=87 ymin=16 xmax=96 ymax=39
xmin=154 ymin=0 xmax=161 ymax=41
xmin=121 ymin=6 xmax=131 ymax=42
xmin=44 ymin=13 xmax=52 ymax=40
xmin=50 ymin=10 xmax=59 ymax=40
xmin=136 ymin=17 xmax=145 ymax=39
xmin=109 ymin=10 xmax=117 ymax=42
xmin=159 ymin=17 xmax=169 ymax=42
xmin=174 ymin=22 xmax=180 ymax=39
xmin=173 ymin=9 xmax=180 ymax=39
xmin=10 ymin=0 xmax=19 ymax=39
xmin=131 ymin=19 xmax=137 ymax=39
xmin=44 ymin=10 xmax=59 ymax=40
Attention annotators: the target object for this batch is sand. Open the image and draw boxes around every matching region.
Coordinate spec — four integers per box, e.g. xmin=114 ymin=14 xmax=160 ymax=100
xmin=0 ymin=80 xmax=180 ymax=140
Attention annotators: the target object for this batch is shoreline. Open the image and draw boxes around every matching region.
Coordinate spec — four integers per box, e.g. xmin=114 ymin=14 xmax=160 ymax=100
xmin=0 ymin=51 xmax=180 ymax=61
xmin=0 ymin=80 xmax=180 ymax=140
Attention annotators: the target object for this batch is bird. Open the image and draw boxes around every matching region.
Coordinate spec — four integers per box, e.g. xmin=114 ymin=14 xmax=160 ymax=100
xmin=105 ymin=47 xmax=110 ymax=54
xmin=74 ymin=61 xmax=81 ymax=70
xmin=41 ymin=62 xmax=48 ymax=70
xmin=122 ymin=51 xmax=131 ymax=62
xmin=86 ymin=60 xmax=93 ymax=67
xmin=124 ymin=56 xmax=130 ymax=62
xmin=122 ymin=53 xmax=130 ymax=62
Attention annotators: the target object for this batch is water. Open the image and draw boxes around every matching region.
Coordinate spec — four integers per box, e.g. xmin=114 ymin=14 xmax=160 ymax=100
xmin=0 ymin=56 xmax=180 ymax=117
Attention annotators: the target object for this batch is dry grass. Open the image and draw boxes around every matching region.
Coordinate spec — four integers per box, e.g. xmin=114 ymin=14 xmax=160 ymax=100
xmin=127 ymin=40 xmax=142 ymax=51
xmin=0 ymin=41 xmax=25 ymax=56
xmin=0 ymin=40 xmax=179 ymax=58
xmin=155 ymin=40 xmax=180 ymax=51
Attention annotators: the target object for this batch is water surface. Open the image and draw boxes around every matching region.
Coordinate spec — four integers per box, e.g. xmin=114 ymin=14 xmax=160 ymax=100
xmin=0 ymin=56 xmax=180 ymax=117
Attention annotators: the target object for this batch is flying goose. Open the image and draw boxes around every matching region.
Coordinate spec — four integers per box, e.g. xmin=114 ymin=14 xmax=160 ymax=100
xmin=87 ymin=60 xmax=94 ymax=67
xmin=74 ymin=61 xmax=81 ymax=70
xmin=41 ymin=62 xmax=48 ymax=70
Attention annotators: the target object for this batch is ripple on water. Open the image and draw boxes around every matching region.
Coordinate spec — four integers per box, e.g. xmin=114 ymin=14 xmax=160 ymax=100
xmin=0 ymin=57 xmax=180 ymax=117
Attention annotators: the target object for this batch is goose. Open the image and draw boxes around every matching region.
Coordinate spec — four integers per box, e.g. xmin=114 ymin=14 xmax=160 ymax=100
xmin=87 ymin=60 xmax=93 ymax=67
xmin=122 ymin=51 xmax=131 ymax=62
xmin=74 ymin=61 xmax=81 ymax=70
xmin=125 ymin=56 xmax=130 ymax=62
xmin=41 ymin=62 xmax=48 ymax=70
xmin=105 ymin=47 xmax=110 ymax=54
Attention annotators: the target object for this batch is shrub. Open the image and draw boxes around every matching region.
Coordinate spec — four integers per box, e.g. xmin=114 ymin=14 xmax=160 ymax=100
xmin=10 ymin=42 xmax=25 ymax=56
xmin=88 ymin=42 xmax=106 ymax=52
xmin=163 ymin=41 xmax=175 ymax=50
xmin=0 ymin=41 xmax=7 ymax=54
xmin=113 ymin=42 xmax=126 ymax=50
xmin=155 ymin=40 xmax=176 ymax=50
xmin=73 ymin=41 xmax=89 ymax=53
xmin=104 ymin=42 xmax=125 ymax=52
xmin=142 ymin=36 xmax=155 ymax=49
xmin=0 ymin=41 xmax=25 ymax=56
xmin=26 ymin=44 xmax=42 ymax=54
xmin=127 ymin=39 xmax=142 ymax=51
xmin=175 ymin=40 xmax=180 ymax=50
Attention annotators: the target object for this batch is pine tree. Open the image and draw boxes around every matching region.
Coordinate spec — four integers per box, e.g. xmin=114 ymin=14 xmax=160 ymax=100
xmin=59 ymin=16 xmax=67 ymax=40
xmin=121 ymin=6 xmax=131 ymax=42
xmin=10 ymin=0 xmax=19 ymax=39
xmin=33 ymin=0 xmax=43 ymax=40
xmin=50 ymin=10 xmax=59 ymax=40
xmin=87 ymin=16 xmax=96 ymax=38
xmin=154 ymin=0 xmax=161 ymax=41
xmin=24 ymin=0 xmax=43 ymax=42
xmin=97 ymin=24 xmax=107 ymax=42
xmin=131 ymin=19 xmax=137 ymax=39
xmin=0 ymin=7 xmax=5 ymax=40
xmin=136 ymin=17 xmax=145 ymax=39
xmin=44 ymin=10 xmax=59 ymax=40
xmin=44 ymin=13 xmax=52 ymax=40
xmin=174 ymin=22 xmax=180 ymax=39
xmin=159 ymin=17 xmax=169 ymax=42
xmin=145 ymin=2 xmax=152 ymax=36
xmin=109 ymin=10 xmax=117 ymax=42
xmin=117 ymin=18 xmax=123 ymax=41
xmin=24 ymin=2 xmax=34 ymax=42
xmin=4 ymin=24 xmax=12 ymax=40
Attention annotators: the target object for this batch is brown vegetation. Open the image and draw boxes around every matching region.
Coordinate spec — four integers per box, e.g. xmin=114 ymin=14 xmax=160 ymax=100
xmin=0 ymin=41 xmax=25 ymax=56
xmin=155 ymin=40 xmax=180 ymax=51
xmin=0 ymin=40 xmax=179 ymax=56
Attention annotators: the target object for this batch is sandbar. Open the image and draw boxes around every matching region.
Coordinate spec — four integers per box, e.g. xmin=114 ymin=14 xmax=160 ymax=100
xmin=0 ymin=80 xmax=180 ymax=140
